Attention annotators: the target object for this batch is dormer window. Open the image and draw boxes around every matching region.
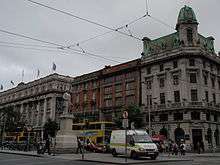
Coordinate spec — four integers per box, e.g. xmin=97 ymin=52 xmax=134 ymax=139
xmin=187 ymin=28 xmax=193 ymax=44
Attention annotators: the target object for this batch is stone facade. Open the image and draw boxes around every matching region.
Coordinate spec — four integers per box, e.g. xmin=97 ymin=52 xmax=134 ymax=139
xmin=141 ymin=6 xmax=220 ymax=151
xmin=0 ymin=73 xmax=73 ymax=137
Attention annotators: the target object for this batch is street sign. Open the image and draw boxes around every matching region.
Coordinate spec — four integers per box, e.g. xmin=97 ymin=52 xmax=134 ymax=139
xmin=122 ymin=118 xmax=128 ymax=128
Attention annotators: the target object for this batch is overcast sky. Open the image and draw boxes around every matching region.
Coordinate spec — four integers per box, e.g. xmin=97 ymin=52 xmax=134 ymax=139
xmin=0 ymin=0 xmax=219 ymax=91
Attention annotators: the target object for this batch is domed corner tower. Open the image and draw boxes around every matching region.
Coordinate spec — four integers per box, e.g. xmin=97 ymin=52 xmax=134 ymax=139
xmin=176 ymin=5 xmax=199 ymax=47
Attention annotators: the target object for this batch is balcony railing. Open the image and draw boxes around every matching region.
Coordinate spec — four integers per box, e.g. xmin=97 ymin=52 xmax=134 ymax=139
xmin=144 ymin=101 xmax=220 ymax=111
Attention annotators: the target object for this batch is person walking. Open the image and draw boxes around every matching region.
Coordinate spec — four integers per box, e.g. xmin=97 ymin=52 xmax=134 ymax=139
xmin=197 ymin=141 xmax=201 ymax=154
xmin=180 ymin=141 xmax=186 ymax=155
xmin=76 ymin=137 xmax=82 ymax=154
xmin=44 ymin=138 xmax=51 ymax=155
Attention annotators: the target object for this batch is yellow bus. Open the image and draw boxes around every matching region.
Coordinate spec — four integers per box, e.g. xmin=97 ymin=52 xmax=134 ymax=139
xmin=72 ymin=121 xmax=115 ymax=145
xmin=5 ymin=131 xmax=36 ymax=143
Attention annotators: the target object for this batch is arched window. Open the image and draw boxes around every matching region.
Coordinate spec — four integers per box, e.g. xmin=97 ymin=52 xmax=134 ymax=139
xmin=174 ymin=127 xmax=185 ymax=143
xmin=187 ymin=28 xmax=193 ymax=44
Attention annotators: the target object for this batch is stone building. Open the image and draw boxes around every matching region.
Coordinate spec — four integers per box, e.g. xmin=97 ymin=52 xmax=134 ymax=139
xmin=141 ymin=6 xmax=220 ymax=151
xmin=0 ymin=73 xmax=73 ymax=137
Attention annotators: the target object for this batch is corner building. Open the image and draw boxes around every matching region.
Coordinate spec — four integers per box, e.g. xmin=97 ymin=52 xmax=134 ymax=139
xmin=0 ymin=74 xmax=73 ymax=138
xmin=141 ymin=6 xmax=220 ymax=151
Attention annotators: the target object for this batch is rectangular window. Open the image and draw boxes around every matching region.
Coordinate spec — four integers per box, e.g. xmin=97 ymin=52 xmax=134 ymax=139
xmin=191 ymin=89 xmax=198 ymax=101
xmin=190 ymin=73 xmax=197 ymax=83
xmin=104 ymin=99 xmax=112 ymax=107
xmin=217 ymin=67 xmax=220 ymax=75
xmin=146 ymin=67 xmax=151 ymax=75
xmin=173 ymin=75 xmax=179 ymax=85
xmin=205 ymin=91 xmax=209 ymax=102
xmin=187 ymin=29 xmax=193 ymax=44
xmin=173 ymin=60 xmax=178 ymax=68
xmin=115 ymin=97 xmax=123 ymax=106
xmin=115 ymin=84 xmax=122 ymax=92
xmin=83 ymin=93 xmax=87 ymax=102
xmin=159 ymin=114 xmax=168 ymax=122
xmin=204 ymin=75 xmax=208 ymax=85
xmin=104 ymin=86 xmax=112 ymax=94
xmin=159 ymin=78 xmax=165 ymax=88
xmin=126 ymin=81 xmax=135 ymax=90
xmin=203 ymin=60 xmax=206 ymax=68
xmin=211 ymin=77 xmax=215 ymax=88
xmin=146 ymin=80 xmax=152 ymax=89
xmin=160 ymin=64 xmax=164 ymax=72
xmin=218 ymin=81 xmax=220 ymax=90
xmin=174 ymin=112 xmax=183 ymax=121
xmin=160 ymin=93 xmax=165 ymax=104
xmin=210 ymin=63 xmax=213 ymax=72
xmin=213 ymin=93 xmax=216 ymax=104
xmin=191 ymin=112 xmax=200 ymax=120
xmin=189 ymin=58 xmax=195 ymax=66
xmin=174 ymin=91 xmax=180 ymax=103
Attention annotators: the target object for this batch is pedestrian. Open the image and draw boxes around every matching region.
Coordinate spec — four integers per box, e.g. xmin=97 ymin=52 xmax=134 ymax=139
xmin=44 ymin=138 xmax=51 ymax=155
xmin=172 ymin=142 xmax=178 ymax=155
xmin=180 ymin=141 xmax=186 ymax=155
xmin=76 ymin=137 xmax=82 ymax=154
xmin=168 ymin=140 xmax=173 ymax=156
xmin=197 ymin=141 xmax=201 ymax=154
xmin=200 ymin=141 xmax=205 ymax=152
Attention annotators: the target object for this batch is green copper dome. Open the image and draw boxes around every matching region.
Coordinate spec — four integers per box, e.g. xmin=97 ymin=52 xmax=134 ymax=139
xmin=177 ymin=5 xmax=197 ymax=25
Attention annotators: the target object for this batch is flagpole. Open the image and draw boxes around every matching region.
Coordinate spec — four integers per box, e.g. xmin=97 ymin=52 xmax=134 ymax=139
xmin=22 ymin=70 xmax=24 ymax=82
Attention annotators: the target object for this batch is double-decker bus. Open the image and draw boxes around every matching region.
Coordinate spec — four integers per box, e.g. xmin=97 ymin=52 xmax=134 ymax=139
xmin=72 ymin=121 xmax=115 ymax=145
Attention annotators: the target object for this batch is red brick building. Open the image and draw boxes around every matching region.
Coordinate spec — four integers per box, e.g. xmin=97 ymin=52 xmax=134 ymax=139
xmin=70 ymin=59 xmax=141 ymax=122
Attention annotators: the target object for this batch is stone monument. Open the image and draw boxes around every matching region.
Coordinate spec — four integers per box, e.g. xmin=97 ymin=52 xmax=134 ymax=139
xmin=55 ymin=92 xmax=78 ymax=153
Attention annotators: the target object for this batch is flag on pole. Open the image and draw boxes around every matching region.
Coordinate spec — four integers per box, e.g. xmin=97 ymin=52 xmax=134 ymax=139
xmin=0 ymin=84 xmax=3 ymax=90
xmin=10 ymin=80 xmax=15 ymax=86
xmin=37 ymin=69 xmax=40 ymax=78
xmin=22 ymin=70 xmax=24 ymax=82
xmin=52 ymin=62 xmax=56 ymax=72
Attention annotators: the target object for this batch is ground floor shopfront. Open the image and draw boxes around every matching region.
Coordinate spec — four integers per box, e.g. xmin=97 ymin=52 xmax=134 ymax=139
xmin=152 ymin=121 xmax=220 ymax=152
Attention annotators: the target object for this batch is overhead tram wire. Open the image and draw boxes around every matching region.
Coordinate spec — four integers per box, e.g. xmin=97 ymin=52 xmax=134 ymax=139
xmin=25 ymin=0 xmax=142 ymax=41
xmin=0 ymin=41 xmax=58 ymax=49
xmin=0 ymin=28 xmax=121 ymax=63
xmin=66 ymin=14 xmax=147 ymax=48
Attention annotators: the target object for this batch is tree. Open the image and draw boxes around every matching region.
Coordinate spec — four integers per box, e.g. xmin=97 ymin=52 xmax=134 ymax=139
xmin=0 ymin=106 xmax=25 ymax=133
xmin=113 ymin=104 xmax=144 ymax=129
xmin=43 ymin=119 xmax=58 ymax=139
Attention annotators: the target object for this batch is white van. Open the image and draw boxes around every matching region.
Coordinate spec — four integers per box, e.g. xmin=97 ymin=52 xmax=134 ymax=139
xmin=110 ymin=130 xmax=158 ymax=159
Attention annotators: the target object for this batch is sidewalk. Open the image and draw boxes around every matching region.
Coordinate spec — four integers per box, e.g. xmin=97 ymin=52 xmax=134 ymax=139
xmin=2 ymin=150 xmax=219 ymax=164
xmin=0 ymin=149 xmax=42 ymax=157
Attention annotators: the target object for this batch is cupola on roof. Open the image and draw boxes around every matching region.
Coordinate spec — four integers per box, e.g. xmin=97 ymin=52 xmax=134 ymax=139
xmin=176 ymin=5 xmax=198 ymax=29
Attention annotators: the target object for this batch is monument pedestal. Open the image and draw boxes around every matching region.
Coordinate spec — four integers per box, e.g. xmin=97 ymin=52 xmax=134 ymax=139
xmin=55 ymin=114 xmax=78 ymax=153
